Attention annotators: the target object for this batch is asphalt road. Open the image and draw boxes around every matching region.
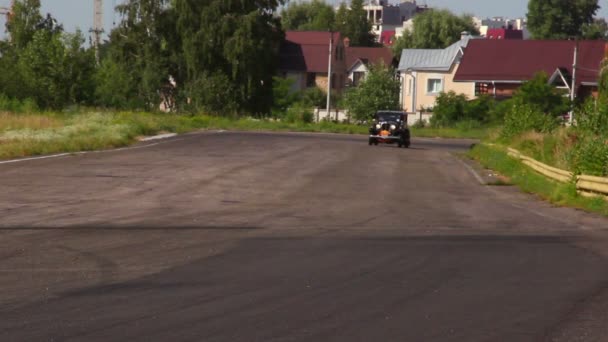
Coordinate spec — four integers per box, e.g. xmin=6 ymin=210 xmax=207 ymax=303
xmin=1 ymin=131 xmax=608 ymax=342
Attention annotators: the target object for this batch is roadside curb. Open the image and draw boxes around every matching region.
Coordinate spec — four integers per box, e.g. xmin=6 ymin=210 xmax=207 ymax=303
xmin=138 ymin=133 xmax=177 ymax=141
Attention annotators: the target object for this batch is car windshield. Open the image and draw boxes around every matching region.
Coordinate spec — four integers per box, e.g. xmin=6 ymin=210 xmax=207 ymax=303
xmin=376 ymin=112 xmax=401 ymax=122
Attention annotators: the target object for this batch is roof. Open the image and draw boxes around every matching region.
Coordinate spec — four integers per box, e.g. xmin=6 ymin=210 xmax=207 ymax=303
xmin=279 ymin=31 xmax=342 ymax=73
xmin=397 ymin=36 xmax=472 ymax=72
xmin=284 ymin=31 xmax=341 ymax=45
xmin=486 ymin=28 xmax=523 ymax=40
xmin=380 ymin=31 xmax=396 ymax=46
xmin=346 ymin=47 xmax=394 ymax=71
xmin=453 ymin=40 xmax=606 ymax=86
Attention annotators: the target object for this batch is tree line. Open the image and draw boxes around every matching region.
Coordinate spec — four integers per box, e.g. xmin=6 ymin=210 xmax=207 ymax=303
xmin=0 ymin=0 xmax=378 ymax=115
xmin=0 ymin=0 xmax=605 ymax=116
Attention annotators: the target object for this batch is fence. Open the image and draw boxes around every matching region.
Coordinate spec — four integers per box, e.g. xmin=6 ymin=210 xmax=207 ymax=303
xmin=314 ymin=108 xmax=349 ymax=123
xmin=406 ymin=112 xmax=433 ymax=126
xmin=506 ymin=147 xmax=608 ymax=198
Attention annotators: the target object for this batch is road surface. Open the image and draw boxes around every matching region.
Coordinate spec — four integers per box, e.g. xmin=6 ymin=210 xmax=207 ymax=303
xmin=1 ymin=132 xmax=607 ymax=341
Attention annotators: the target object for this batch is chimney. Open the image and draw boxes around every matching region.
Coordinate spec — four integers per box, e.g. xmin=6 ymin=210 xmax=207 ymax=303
xmin=344 ymin=37 xmax=351 ymax=48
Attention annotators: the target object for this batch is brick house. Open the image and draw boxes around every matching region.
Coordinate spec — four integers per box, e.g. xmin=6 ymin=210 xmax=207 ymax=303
xmin=278 ymin=31 xmax=347 ymax=94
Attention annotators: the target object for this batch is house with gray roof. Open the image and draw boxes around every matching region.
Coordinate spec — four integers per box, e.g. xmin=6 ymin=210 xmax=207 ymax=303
xmin=398 ymin=34 xmax=476 ymax=118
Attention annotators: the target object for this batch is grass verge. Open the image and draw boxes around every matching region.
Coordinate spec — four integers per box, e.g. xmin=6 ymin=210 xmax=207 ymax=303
xmin=0 ymin=111 xmax=485 ymax=160
xmin=410 ymin=127 xmax=489 ymax=140
xmin=469 ymin=143 xmax=608 ymax=216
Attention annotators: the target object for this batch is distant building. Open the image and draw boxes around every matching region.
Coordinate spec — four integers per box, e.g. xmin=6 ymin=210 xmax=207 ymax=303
xmin=398 ymin=34 xmax=477 ymax=116
xmin=474 ymin=16 xmax=530 ymax=39
xmin=279 ymin=31 xmax=347 ymax=94
xmin=486 ymin=28 xmax=524 ymax=40
xmin=363 ymin=1 xmax=428 ymax=44
xmin=364 ymin=0 xmax=417 ymax=26
xmin=345 ymin=46 xmax=395 ymax=87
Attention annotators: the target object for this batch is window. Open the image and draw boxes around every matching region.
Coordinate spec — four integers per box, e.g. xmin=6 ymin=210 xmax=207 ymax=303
xmin=475 ymin=83 xmax=489 ymax=96
xmin=407 ymin=78 xmax=413 ymax=95
xmin=427 ymin=78 xmax=443 ymax=94
xmin=353 ymin=72 xmax=365 ymax=87
xmin=306 ymin=73 xmax=316 ymax=87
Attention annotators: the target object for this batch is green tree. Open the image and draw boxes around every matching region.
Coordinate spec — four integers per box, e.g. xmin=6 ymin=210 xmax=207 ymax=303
xmin=527 ymin=0 xmax=599 ymax=39
xmin=0 ymin=1 xmax=94 ymax=109
xmin=343 ymin=64 xmax=400 ymax=121
xmin=62 ymin=31 xmax=97 ymax=105
xmin=281 ymin=0 xmax=335 ymax=31
xmin=599 ymin=52 xmax=608 ymax=103
xmin=271 ymin=76 xmax=300 ymax=115
xmin=336 ymin=0 xmax=375 ymax=47
xmin=174 ymin=0 xmax=286 ymax=115
xmin=512 ymin=72 xmax=570 ymax=117
xmin=97 ymin=0 xmax=173 ymax=109
xmin=6 ymin=0 xmax=43 ymax=50
xmin=582 ymin=18 xmax=608 ymax=39
xmin=17 ymin=30 xmax=66 ymax=108
xmin=335 ymin=2 xmax=348 ymax=34
xmin=392 ymin=9 xmax=478 ymax=59
xmin=94 ymin=57 xmax=139 ymax=108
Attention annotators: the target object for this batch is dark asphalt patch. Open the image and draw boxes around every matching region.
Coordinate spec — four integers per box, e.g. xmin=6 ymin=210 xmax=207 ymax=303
xmin=1 ymin=235 xmax=606 ymax=342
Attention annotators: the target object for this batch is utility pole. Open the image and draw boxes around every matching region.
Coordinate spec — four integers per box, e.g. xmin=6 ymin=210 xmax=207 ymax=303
xmin=569 ymin=38 xmax=578 ymax=125
xmin=326 ymin=30 xmax=333 ymax=121
xmin=90 ymin=0 xmax=104 ymax=65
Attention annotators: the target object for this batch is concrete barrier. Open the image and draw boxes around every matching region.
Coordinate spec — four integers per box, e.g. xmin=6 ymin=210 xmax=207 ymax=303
xmin=577 ymin=174 xmax=608 ymax=195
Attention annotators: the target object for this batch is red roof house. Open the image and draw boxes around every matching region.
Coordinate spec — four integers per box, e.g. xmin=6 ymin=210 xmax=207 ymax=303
xmin=454 ymin=39 xmax=605 ymax=99
xmin=345 ymin=46 xmax=395 ymax=86
xmin=279 ymin=31 xmax=347 ymax=93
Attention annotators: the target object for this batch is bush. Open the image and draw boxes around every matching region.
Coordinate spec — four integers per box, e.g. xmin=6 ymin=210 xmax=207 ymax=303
xmin=285 ymin=102 xmax=314 ymax=123
xmin=466 ymin=95 xmax=493 ymax=123
xmin=501 ymin=103 xmax=559 ymax=140
xmin=0 ymin=95 xmax=40 ymax=113
xmin=430 ymin=92 xmax=492 ymax=127
xmin=512 ymin=72 xmax=570 ymax=117
xmin=430 ymin=91 xmax=468 ymax=127
xmin=570 ymin=137 xmax=608 ymax=176
xmin=412 ymin=119 xmax=426 ymax=128
xmin=575 ymin=98 xmax=608 ymax=136
xmin=272 ymin=77 xmax=301 ymax=114
xmin=187 ymin=72 xmax=240 ymax=115
xmin=488 ymin=99 xmax=513 ymax=124
xmin=302 ymin=87 xmax=327 ymax=108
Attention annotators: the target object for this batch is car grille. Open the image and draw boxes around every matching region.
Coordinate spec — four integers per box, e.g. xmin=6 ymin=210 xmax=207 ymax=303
xmin=380 ymin=123 xmax=395 ymax=131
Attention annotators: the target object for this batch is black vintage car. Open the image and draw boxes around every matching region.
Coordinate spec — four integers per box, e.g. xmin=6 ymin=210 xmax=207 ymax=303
xmin=368 ymin=111 xmax=411 ymax=148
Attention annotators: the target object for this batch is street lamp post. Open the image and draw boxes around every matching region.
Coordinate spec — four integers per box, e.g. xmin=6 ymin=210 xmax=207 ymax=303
xmin=326 ymin=30 xmax=333 ymax=121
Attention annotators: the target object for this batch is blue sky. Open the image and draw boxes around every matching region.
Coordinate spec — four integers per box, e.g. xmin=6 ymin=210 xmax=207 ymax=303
xmin=0 ymin=0 xmax=607 ymax=40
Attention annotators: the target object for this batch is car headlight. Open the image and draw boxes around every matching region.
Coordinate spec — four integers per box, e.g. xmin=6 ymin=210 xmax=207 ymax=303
xmin=375 ymin=124 xmax=381 ymax=129
xmin=390 ymin=124 xmax=396 ymax=130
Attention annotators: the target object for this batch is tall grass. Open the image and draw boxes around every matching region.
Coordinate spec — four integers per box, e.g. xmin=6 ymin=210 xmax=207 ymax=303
xmin=470 ymin=144 xmax=608 ymax=215
xmin=0 ymin=111 xmax=371 ymax=159
xmin=0 ymin=113 xmax=63 ymax=131
xmin=0 ymin=110 xmax=488 ymax=160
